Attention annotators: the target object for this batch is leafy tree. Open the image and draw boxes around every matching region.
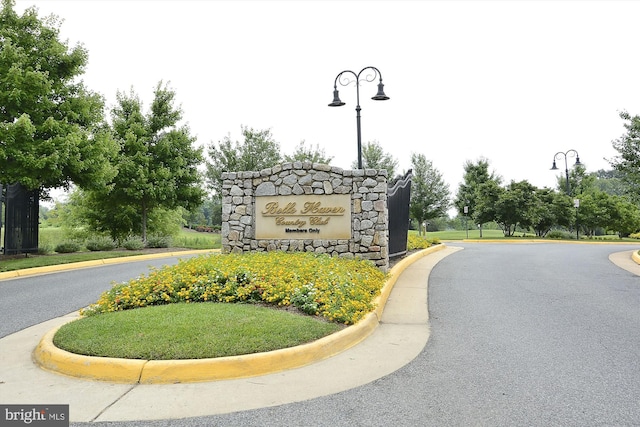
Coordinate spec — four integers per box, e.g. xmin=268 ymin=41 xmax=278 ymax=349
xmin=351 ymin=140 xmax=398 ymax=178
xmin=207 ymin=126 xmax=281 ymax=197
xmin=81 ymin=82 xmax=205 ymax=242
xmin=531 ymin=187 xmax=556 ymax=237
xmin=409 ymin=153 xmax=450 ymax=235
xmin=183 ymin=205 xmax=206 ymax=229
xmin=609 ymin=110 xmax=640 ymax=204
xmin=550 ymin=191 xmax=576 ymax=230
xmin=474 ymin=179 xmax=503 ymax=233
xmin=454 ymin=158 xmax=502 ymax=232
xmin=556 ymin=163 xmax=594 ymax=196
xmin=576 ymin=191 xmax=615 ymax=237
xmin=61 ymin=189 xmax=185 ymax=242
xmin=38 ymin=204 xmax=51 ymax=225
xmin=284 ymin=140 xmax=333 ymax=164
xmin=64 ymin=188 xmax=135 ymax=240
xmin=591 ymin=169 xmax=627 ymax=196
xmin=492 ymin=180 xmax=538 ymax=236
xmin=182 ymin=197 xmax=222 ymax=228
xmin=0 ymin=0 xmax=118 ymax=193
xmin=575 ymin=191 xmax=640 ymax=238
xmin=609 ymin=196 xmax=640 ymax=237
xmin=531 ymin=188 xmax=574 ymax=237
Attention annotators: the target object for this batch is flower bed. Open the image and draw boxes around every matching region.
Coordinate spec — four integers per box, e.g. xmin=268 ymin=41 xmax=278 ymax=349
xmin=407 ymin=234 xmax=440 ymax=250
xmin=81 ymin=252 xmax=388 ymax=324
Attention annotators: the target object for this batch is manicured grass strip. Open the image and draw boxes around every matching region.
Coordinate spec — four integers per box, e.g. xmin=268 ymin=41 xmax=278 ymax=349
xmin=54 ymin=302 xmax=343 ymax=360
xmin=172 ymin=230 xmax=221 ymax=249
xmin=0 ymin=251 xmax=146 ymax=272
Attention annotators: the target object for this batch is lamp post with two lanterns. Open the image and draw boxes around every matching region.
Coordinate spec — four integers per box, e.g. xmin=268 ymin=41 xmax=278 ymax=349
xmin=550 ymin=149 xmax=581 ymax=196
xmin=328 ymin=66 xmax=390 ymax=169
xmin=551 ymin=149 xmax=582 ymax=239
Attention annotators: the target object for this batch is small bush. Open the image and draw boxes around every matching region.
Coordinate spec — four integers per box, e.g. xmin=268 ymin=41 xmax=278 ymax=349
xmin=630 ymin=232 xmax=640 ymax=240
xmin=122 ymin=236 xmax=145 ymax=250
xmin=86 ymin=237 xmax=116 ymax=252
xmin=146 ymin=235 xmax=172 ymax=248
xmin=547 ymin=230 xmax=574 ymax=240
xmin=407 ymin=234 xmax=439 ymax=250
xmin=291 ymin=283 xmax=320 ymax=315
xmin=37 ymin=244 xmax=53 ymax=255
xmin=55 ymin=241 xmax=82 ymax=253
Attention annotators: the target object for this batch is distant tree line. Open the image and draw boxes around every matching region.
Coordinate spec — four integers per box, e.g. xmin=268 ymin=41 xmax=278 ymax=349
xmin=453 ymin=156 xmax=640 ymax=238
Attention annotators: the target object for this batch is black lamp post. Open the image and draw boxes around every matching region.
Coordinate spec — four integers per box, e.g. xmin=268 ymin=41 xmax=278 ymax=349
xmin=550 ymin=149 xmax=581 ymax=195
xmin=551 ymin=149 xmax=582 ymax=240
xmin=328 ymin=66 xmax=390 ymax=169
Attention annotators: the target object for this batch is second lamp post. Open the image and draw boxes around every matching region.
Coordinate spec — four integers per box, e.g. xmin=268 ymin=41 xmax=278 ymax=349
xmin=551 ymin=149 xmax=581 ymax=195
xmin=328 ymin=66 xmax=390 ymax=169
xmin=551 ymin=149 xmax=582 ymax=240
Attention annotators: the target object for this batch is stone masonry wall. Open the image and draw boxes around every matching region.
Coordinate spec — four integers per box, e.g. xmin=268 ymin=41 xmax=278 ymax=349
xmin=221 ymin=162 xmax=389 ymax=270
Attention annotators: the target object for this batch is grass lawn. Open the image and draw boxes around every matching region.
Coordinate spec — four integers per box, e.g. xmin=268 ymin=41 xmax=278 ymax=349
xmin=0 ymin=251 xmax=148 ymax=272
xmin=54 ymin=302 xmax=344 ymax=360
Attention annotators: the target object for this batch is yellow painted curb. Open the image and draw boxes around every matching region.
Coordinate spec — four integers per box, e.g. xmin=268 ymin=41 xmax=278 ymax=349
xmin=0 ymin=249 xmax=219 ymax=280
xmin=33 ymin=325 xmax=146 ymax=383
xmin=374 ymin=244 xmax=445 ymax=320
xmin=633 ymin=250 xmax=640 ymax=266
xmin=32 ymin=245 xmax=443 ymax=384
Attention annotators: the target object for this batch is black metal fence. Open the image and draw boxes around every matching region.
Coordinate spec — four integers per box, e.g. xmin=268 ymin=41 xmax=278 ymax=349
xmin=387 ymin=169 xmax=412 ymax=258
xmin=2 ymin=183 xmax=39 ymax=255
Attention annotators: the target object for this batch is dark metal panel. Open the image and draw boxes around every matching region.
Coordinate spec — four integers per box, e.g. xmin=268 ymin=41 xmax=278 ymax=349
xmin=387 ymin=169 xmax=412 ymax=258
xmin=3 ymin=183 xmax=39 ymax=255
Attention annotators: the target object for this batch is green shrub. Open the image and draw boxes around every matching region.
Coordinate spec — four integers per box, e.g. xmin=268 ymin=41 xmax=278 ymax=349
xmin=630 ymin=232 xmax=640 ymax=240
xmin=407 ymin=234 xmax=439 ymax=250
xmin=291 ymin=283 xmax=320 ymax=315
xmin=85 ymin=236 xmax=116 ymax=252
xmin=54 ymin=241 xmax=82 ymax=253
xmin=547 ymin=230 xmax=574 ymax=240
xmin=146 ymin=235 xmax=172 ymax=248
xmin=37 ymin=244 xmax=53 ymax=255
xmin=122 ymin=236 xmax=145 ymax=250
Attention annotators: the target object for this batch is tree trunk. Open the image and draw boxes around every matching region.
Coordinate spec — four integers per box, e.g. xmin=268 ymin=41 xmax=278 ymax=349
xmin=141 ymin=201 xmax=147 ymax=244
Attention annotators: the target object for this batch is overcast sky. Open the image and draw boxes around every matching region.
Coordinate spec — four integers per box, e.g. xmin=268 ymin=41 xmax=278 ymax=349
xmin=14 ymin=0 xmax=640 ymax=204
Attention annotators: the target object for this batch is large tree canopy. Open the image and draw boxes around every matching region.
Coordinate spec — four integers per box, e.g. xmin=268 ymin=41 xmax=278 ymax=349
xmin=0 ymin=0 xmax=117 ymax=193
xmin=80 ymin=82 xmax=205 ymax=241
xmin=609 ymin=110 xmax=640 ymax=204
xmin=206 ymin=126 xmax=282 ymax=197
xmin=409 ymin=152 xmax=450 ymax=233
xmin=351 ymin=140 xmax=398 ymax=178
xmin=283 ymin=140 xmax=333 ymax=165
xmin=454 ymin=158 xmax=501 ymax=223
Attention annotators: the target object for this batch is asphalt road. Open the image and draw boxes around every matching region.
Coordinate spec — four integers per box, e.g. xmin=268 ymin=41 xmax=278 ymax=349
xmin=2 ymin=243 xmax=639 ymax=426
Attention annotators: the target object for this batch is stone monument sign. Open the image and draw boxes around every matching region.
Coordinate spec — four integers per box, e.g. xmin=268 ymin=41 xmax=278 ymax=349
xmin=221 ymin=162 xmax=389 ymax=270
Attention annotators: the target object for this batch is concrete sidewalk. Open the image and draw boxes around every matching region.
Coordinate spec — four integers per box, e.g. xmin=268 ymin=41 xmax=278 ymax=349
xmin=0 ymin=246 xmax=461 ymax=423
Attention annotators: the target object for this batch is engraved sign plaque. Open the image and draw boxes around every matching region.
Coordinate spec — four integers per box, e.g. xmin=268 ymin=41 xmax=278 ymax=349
xmin=255 ymin=195 xmax=351 ymax=239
